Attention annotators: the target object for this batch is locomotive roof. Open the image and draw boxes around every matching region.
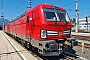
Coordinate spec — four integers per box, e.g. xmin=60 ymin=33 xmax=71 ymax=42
xmin=37 ymin=4 xmax=65 ymax=10
xmin=26 ymin=3 xmax=65 ymax=14
xmin=9 ymin=4 xmax=65 ymax=24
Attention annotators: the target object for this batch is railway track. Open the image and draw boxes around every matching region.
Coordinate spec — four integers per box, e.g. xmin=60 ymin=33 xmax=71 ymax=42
xmin=78 ymin=42 xmax=90 ymax=49
xmin=20 ymin=40 xmax=90 ymax=60
xmin=72 ymin=35 xmax=90 ymax=41
xmin=4 ymin=33 xmax=77 ymax=60
xmin=13 ymin=40 xmax=78 ymax=60
xmin=5 ymin=32 xmax=90 ymax=60
xmin=72 ymin=35 xmax=90 ymax=49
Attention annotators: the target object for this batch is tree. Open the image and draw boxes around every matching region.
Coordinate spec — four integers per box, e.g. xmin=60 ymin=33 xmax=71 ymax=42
xmin=70 ymin=18 xmax=76 ymax=27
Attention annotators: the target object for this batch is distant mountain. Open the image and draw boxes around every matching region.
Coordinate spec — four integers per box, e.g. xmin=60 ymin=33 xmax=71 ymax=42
xmin=4 ymin=19 xmax=10 ymax=25
xmin=0 ymin=18 xmax=10 ymax=25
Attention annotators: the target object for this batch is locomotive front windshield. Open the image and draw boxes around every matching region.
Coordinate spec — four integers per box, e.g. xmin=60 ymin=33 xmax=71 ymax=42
xmin=43 ymin=8 xmax=70 ymax=22
xmin=43 ymin=8 xmax=56 ymax=21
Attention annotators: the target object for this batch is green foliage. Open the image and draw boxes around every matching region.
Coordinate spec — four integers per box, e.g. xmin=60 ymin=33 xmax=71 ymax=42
xmin=70 ymin=18 xmax=76 ymax=27
xmin=87 ymin=16 xmax=90 ymax=18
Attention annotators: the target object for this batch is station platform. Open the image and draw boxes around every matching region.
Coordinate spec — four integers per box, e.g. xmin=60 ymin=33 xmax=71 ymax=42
xmin=0 ymin=31 xmax=37 ymax=60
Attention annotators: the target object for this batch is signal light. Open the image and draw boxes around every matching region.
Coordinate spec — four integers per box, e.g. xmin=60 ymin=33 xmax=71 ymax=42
xmin=63 ymin=41 xmax=67 ymax=45
xmin=86 ymin=16 xmax=87 ymax=22
xmin=1 ymin=16 xmax=3 ymax=17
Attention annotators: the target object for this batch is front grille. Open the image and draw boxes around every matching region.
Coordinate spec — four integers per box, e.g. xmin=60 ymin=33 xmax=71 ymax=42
xmin=47 ymin=31 xmax=58 ymax=36
xmin=63 ymin=30 xmax=70 ymax=34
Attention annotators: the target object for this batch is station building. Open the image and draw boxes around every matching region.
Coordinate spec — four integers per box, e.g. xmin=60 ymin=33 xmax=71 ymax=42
xmin=79 ymin=17 xmax=90 ymax=32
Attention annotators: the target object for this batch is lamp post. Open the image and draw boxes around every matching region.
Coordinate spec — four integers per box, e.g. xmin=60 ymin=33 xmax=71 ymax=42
xmin=86 ymin=16 xmax=88 ymax=32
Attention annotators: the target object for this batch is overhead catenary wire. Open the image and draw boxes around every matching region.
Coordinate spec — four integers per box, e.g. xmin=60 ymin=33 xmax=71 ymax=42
xmin=53 ymin=0 xmax=62 ymax=4
xmin=14 ymin=4 xmax=28 ymax=17
xmin=63 ymin=1 xmax=75 ymax=7
xmin=53 ymin=0 xmax=90 ymax=19
xmin=10 ymin=0 xmax=35 ymax=20
xmin=10 ymin=4 xmax=28 ymax=20
xmin=66 ymin=7 xmax=90 ymax=12
xmin=79 ymin=12 xmax=90 ymax=17
xmin=79 ymin=7 xmax=90 ymax=11
xmin=67 ymin=7 xmax=90 ymax=18
xmin=10 ymin=0 xmax=78 ymax=20
xmin=9 ymin=0 xmax=88 ymax=21
xmin=9 ymin=0 xmax=26 ymax=17
xmin=9 ymin=0 xmax=27 ymax=20
xmin=63 ymin=0 xmax=82 ymax=7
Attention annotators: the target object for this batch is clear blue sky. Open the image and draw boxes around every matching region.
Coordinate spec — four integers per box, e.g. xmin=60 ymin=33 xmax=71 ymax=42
xmin=0 ymin=0 xmax=90 ymax=21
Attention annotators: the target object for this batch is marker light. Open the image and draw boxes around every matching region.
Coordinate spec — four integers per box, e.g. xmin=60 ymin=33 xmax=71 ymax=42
xmin=41 ymin=30 xmax=47 ymax=38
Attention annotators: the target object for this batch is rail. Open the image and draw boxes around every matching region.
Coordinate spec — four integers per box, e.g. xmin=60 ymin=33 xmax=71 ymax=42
xmin=77 ymin=39 xmax=90 ymax=44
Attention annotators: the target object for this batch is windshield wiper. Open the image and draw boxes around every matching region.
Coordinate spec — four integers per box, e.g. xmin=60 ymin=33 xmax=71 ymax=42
xmin=55 ymin=20 xmax=57 ymax=24
xmin=65 ymin=20 xmax=68 ymax=24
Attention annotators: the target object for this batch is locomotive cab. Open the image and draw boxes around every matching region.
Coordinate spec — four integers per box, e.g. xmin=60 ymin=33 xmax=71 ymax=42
xmin=42 ymin=7 xmax=71 ymax=39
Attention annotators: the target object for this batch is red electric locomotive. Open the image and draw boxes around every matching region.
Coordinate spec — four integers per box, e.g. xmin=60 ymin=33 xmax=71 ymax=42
xmin=5 ymin=4 xmax=78 ymax=56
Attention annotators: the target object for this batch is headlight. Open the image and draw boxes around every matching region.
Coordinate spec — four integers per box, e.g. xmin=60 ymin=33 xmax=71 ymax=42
xmin=41 ymin=30 xmax=47 ymax=38
xmin=45 ymin=43 xmax=58 ymax=51
xmin=49 ymin=43 xmax=58 ymax=51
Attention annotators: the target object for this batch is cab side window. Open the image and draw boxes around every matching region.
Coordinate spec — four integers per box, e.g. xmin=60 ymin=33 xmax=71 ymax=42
xmin=27 ymin=16 xmax=30 ymax=23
